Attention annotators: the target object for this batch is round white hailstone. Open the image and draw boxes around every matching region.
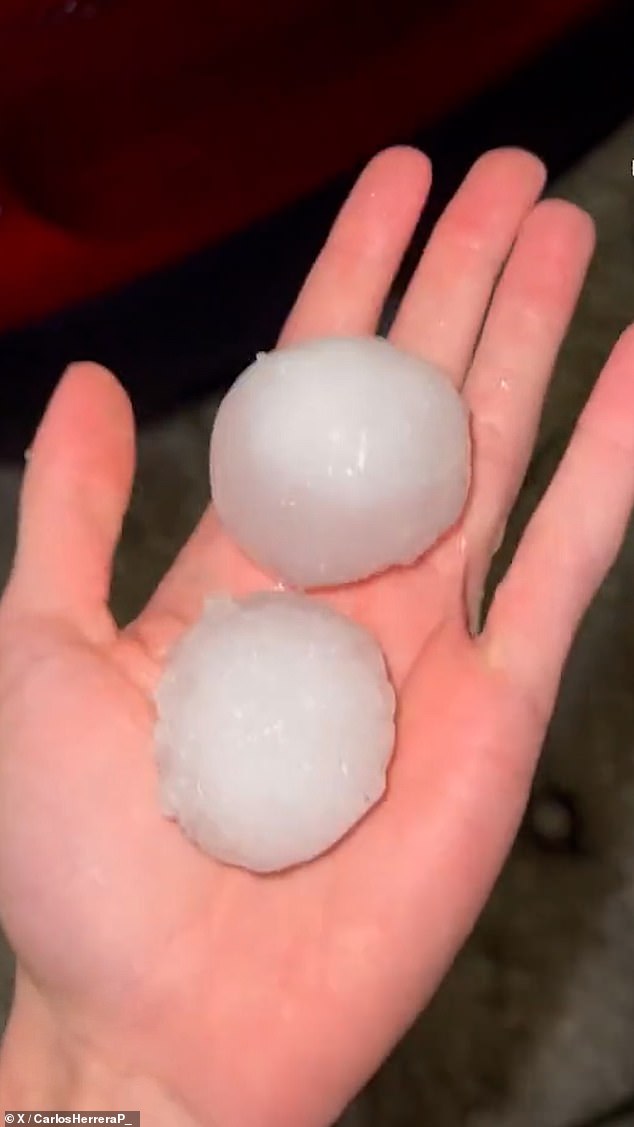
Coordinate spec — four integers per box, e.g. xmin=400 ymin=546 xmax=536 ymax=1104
xmin=210 ymin=335 xmax=470 ymax=588
xmin=154 ymin=591 xmax=396 ymax=873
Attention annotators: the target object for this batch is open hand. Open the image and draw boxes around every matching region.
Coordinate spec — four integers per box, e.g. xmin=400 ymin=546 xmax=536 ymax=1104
xmin=1 ymin=147 xmax=633 ymax=1127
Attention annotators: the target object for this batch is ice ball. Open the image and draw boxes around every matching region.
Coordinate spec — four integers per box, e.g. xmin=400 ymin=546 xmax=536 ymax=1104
xmin=210 ymin=335 xmax=470 ymax=588
xmin=154 ymin=591 xmax=395 ymax=873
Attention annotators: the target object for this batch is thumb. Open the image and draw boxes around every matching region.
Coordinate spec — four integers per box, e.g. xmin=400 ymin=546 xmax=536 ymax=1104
xmin=3 ymin=363 xmax=135 ymax=636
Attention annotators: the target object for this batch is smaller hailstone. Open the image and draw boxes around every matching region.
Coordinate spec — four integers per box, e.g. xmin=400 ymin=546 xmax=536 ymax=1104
xmin=210 ymin=335 xmax=470 ymax=588
xmin=155 ymin=592 xmax=395 ymax=873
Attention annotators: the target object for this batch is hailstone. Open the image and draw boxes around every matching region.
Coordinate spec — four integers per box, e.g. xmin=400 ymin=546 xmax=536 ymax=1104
xmin=155 ymin=592 xmax=395 ymax=873
xmin=210 ymin=335 xmax=470 ymax=588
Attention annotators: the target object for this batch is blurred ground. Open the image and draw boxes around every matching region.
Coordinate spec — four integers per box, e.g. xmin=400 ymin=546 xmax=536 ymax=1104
xmin=1 ymin=117 xmax=634 ymax=1126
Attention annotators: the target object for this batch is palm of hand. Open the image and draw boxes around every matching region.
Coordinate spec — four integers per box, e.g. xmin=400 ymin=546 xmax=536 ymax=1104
xmin=1 ymin=148 xmax=633 ymax=1127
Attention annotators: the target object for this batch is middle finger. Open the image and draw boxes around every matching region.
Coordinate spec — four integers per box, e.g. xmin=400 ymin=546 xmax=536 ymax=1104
xmin=390 ymin=148 xmax=546 ymax=383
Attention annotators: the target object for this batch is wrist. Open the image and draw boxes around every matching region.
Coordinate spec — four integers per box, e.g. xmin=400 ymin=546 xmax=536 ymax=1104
xmin=0 ymin=968 xmax=198 ymax=1127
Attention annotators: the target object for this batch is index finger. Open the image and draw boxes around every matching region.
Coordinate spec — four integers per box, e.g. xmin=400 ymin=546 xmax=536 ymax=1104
xmin=128 ymin=148 xmax=431 ymax=656
xmin=280 ymin=146 xmax=431 ymax=344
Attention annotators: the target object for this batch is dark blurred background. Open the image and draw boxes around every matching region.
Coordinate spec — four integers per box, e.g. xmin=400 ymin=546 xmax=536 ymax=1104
xmin=1 ymin=2 xmax=634 ymax=1125
xmin=0 ymin=0 xmax=632 ymax=457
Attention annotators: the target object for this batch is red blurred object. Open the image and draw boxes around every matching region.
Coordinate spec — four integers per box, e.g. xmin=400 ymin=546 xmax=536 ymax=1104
xmin=0 ymin=0 xmax=606 ymax=333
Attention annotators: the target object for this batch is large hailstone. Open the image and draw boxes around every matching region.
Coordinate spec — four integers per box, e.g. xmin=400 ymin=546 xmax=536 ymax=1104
xmin=155 ymin=592 xmax=395 ymax=873
xmin=210 ymin=335 xmax=470 ymax=588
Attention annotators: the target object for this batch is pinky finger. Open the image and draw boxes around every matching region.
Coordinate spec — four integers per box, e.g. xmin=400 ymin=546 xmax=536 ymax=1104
xmin=482 ymin=324 xmax=634 ymax=721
